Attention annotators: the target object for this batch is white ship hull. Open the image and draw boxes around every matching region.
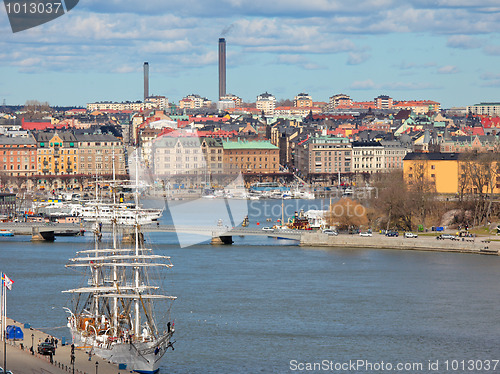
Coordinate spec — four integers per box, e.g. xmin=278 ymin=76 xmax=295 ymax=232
xmin=70 ymin=327 xmax=174 ymax=373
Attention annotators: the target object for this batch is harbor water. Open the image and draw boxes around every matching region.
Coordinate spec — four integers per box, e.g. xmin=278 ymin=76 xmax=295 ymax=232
xmin=0 ymin=199 xmax=499 ymax=373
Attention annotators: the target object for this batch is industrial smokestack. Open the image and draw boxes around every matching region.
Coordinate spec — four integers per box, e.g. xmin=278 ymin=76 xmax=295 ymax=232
xmin=218 ymin=38 xmax=226 ymax=100
xmin=143 ymin=62 xmax=149 ymax=101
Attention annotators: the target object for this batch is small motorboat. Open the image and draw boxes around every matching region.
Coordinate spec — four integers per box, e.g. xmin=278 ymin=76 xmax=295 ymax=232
xmin=0 ymin=229 xmax=14 ymax=237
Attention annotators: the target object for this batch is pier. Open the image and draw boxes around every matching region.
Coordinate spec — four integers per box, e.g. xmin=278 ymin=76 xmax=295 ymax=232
xmin=0 ymin=317 xmax=123 ymax=374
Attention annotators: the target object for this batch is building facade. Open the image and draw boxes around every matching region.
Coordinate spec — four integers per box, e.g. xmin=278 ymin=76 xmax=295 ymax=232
xmin=222 ymin=140 xmax=279 ymax=174
xmin=34 ymin=131 xmax=79 ymax=176
xmin=256 ymin=92 xmax=276 ymax=116
xmin=0 ymin=135 xmax=37 ymax=177
xmin=75 ymin=133 xmax=126 ymax=177
xmin=294 ymin=93 xmax=313 ymax=108
xmin=351 ymin=141 xmax=385 ymax=174
xmin=295 ymin=136 xmax=352 ymax=176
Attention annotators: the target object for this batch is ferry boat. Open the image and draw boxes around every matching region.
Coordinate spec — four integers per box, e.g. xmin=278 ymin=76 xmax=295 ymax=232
xmin=79 ymin=202 xmax=163 ymax=225
xmin=63 ymin=153 xmax=175 ymax=373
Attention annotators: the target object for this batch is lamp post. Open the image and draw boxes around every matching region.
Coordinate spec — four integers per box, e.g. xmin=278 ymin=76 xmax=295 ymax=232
xmin=31 ymin=333 xmax=34 ymax=355
xmin=95 ymin=360 xmax=99 ymax=374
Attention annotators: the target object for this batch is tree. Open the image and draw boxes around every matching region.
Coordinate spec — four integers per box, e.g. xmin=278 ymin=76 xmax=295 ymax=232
xmin=408 ymin=160 xmax=436 ymax=227
xmin=22 ymin=100 xmax=52 ymax=120
xmin=372 ymin=171 xmax=413 ymax=230
xmin=277 ymin=99 xmax=293 ymax=107
xmin=325 ymin=198 xmax=368 ymax=230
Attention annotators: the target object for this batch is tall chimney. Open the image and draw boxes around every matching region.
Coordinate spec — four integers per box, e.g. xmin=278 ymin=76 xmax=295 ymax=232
xmin=143 ymin=62 xmax=149 ymax=101
xmin=218 ymin=38 xmax=226 ymax=100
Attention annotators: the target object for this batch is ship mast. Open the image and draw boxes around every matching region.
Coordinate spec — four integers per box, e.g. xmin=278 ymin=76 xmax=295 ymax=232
xmin=134 ymin=149 xmax=140 ymax=337
xmin=111 ymin=148 xmax=118 ymax=337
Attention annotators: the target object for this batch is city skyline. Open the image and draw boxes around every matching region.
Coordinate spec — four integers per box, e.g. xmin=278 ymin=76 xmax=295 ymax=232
xmin=1 ymin=0 xmax=499 ymax=107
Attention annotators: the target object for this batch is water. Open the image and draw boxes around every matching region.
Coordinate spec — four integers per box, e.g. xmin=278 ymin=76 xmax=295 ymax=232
xmin=1 ymin=199 xmax=500 ymax=373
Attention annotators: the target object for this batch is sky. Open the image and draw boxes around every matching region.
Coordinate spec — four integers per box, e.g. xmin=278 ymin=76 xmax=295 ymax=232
xmin=0 ymin=0 xmax=499 ymax=108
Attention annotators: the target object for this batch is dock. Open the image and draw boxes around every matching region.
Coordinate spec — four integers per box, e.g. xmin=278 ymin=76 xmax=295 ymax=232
xmin=0 ymin=317 xmax=125 ymax=374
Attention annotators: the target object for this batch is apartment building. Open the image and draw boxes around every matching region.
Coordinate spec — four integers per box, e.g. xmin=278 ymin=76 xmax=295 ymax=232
xmin=295 ymin=136 xmax=352 ymax=176
xmin=329 ymin=94 xmax=352 ymax=109
xmin=152 ymin=136 xmax=206 ymax=178
xmin=256 ymin=92 xmax=276 ymax=116
xmin=145 ymin=96 xmax=169 ymax=110
xmin=220 ymin=94 xmax=243 ymax=107
xmin=34 ymin=131 xmax=79 ymax=176
xmin=75 ymin=133 xmax=126 ymax=177
xmin=374 ymin=95 xmax=393 ymax=109
xmin=87 ymin=101 xmax=146 ymax=111
xmin=223 ymin=140 xmax=279 ymax=174
xmin=0 ymin=135 xmax=37 ymax=177
xmin=201 ymin=138 xmax=224 ymax=175
xmin=351 ymin=141 xmax=385 ymax=174
xmin=179 ymin=94 xmax=212 ymax=110
xmin=380 ymin=140 xmax=411 ymax=170
xmin=466 ymin=102 xmax=500 ymax=116
xmin=294 ymin=93 xmax=313 ymax=107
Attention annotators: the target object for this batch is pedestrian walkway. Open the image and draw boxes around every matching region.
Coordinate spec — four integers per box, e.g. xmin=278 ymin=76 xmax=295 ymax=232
xmin=0 ymin=317 xmax=125 ymax=374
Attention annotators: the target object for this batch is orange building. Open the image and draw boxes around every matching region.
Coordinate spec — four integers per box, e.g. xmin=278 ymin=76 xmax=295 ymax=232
xmin=222 ymin=140 xmax=279 ymax=174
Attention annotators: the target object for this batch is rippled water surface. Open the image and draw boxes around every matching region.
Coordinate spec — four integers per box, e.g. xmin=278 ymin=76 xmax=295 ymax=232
xmin=1 ymin=199 xmax=499 ymax=373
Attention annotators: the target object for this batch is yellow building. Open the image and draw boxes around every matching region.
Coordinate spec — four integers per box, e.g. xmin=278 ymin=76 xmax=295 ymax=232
xmin=404 ymin=152 xmax=500 ymax=195
xmin=34 ymin=131 xmax=79 ymax=176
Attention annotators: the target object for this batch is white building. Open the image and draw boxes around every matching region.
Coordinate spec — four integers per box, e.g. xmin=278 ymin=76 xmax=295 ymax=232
xmin=145 ymin=96 xmax=169 ymax=110
xmin=351 ymin=141 xmax=385 ymax=174
xmin=256 ymin=92 xmax=276 ymax=116
xmin=466 ymin=102 xmax=500 ymax=116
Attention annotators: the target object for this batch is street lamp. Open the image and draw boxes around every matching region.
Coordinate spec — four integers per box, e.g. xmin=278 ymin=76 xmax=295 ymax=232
xmin=31 ymin=333 xmax=34 ymax=355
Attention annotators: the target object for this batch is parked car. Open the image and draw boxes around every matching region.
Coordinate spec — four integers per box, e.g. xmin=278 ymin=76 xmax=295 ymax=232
xmin=385 ymin=231 xmax=399 ymax=237
xmin=322 ymin=229 xmax=338 ymax=236
xmin=359 ymin=232 xmax=373 ymax=237
xmin=437 ymin=234 xmax=458 ymax=240
xmin=404 ymin=232 xmax=418 ymax=238
xmin=37 ymin=342 xmax=55 ymax=356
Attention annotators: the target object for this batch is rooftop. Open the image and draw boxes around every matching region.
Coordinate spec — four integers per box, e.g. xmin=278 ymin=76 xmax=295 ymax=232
xmin=222 ymin=140 xmax=278 ymax=150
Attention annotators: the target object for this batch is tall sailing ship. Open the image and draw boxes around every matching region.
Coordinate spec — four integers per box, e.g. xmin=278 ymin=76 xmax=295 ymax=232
xmin=63 ymin=153 xmax=176 ymax=373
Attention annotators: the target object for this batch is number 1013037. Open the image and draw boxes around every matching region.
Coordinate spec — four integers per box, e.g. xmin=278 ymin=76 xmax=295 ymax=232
xmin=5 ymin=2 xmax=63 ymax=14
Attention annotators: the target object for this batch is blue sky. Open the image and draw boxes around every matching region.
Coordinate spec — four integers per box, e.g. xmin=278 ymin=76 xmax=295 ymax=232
xmin=1 ymin=0 xmax=499 ymax=108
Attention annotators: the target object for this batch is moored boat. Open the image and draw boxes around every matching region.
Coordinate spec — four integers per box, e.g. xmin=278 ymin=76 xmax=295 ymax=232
xmin=63 ymin=152 xmax=176 ymax=373
xmin=0 ymin=229 xmax=14 ymax=237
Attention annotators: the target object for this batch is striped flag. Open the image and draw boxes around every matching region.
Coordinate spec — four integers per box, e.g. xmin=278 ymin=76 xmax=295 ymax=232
xmin=1 ymin=273 xmax=14 ymax=290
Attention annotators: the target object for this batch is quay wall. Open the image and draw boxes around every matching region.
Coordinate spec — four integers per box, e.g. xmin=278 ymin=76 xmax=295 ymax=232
xmin=300 ymin=232 xmax=500 ymax=255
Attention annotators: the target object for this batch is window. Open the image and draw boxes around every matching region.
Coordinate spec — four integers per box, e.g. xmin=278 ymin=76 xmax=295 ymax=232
xmin=431 ymin=165 xmax=435 ymax=170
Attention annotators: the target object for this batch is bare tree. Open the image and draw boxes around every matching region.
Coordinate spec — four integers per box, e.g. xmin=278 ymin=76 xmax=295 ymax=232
xmin=325 ymin=198 xmax=368 ymax=230
xmin=372 ymin=171 xmax=413 ymax=231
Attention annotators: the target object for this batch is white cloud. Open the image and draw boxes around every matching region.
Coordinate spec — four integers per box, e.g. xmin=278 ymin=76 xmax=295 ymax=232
xmin=437 ymin=65 xmax=459 ymax=74
xmin=350 ymin=79 xmax=377 ymax=90
xmin=275 ymin=54 xmax=324 ymax=70
xmin=483 ymin=45 xmax=500 ymax=56
xmin=350 ymin=79 xmax=440 ymax=90
xmin=347 ymin=52 xmax=370 ymax=65
xmin=446 ymin=35 xmax=482 ymax=49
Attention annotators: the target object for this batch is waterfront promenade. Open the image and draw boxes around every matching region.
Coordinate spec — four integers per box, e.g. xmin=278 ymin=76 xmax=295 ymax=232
xmin=0 ymin=318 xmax=123 ymax=374
xmin=301 ymin=232 xmax=500 ymax=255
